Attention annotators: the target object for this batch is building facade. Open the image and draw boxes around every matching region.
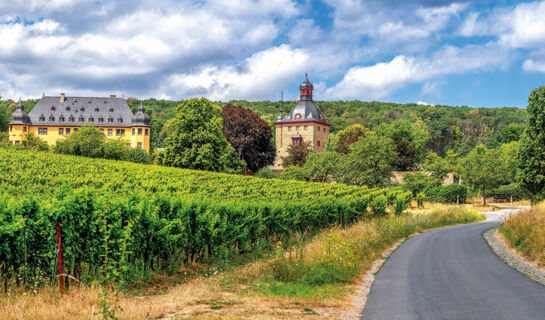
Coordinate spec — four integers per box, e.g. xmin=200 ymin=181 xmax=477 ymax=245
xmin=9 ymin=94 xmax=151 ymax=151
xmin=274 ymin=75 xmax=330 ymax=169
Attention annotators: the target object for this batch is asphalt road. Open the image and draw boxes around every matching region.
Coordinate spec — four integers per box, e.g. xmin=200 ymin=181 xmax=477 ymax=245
xmin=362 ymin=209 xmax=545 ymax=320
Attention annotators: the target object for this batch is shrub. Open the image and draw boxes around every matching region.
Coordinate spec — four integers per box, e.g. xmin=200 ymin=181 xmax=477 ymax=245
xmin=416 ymin=192 xmax=425 ymax=208
xmin=280 ymin=165 xmax=308 ymax=181
xmin=103 ymin=139 xmax=127 ymax=160
xmin=489 ymin=183 xmax=528 ymax=201
xmin=256 ymin=167 xmax=276 ymax=179
xmin=370 ymin=195 xmax=388 ymax=216
xmin=122 ymin=147 xmax=153 ymax=164
xmin=402 ymin=171 xmax=439 ymax=196
xmin=427 ymin=184 xmax=467 ymax=203
xmin=394 ymin=192 xmax=412 ymax=215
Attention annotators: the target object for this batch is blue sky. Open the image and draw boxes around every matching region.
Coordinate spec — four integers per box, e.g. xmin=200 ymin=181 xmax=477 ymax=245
xmin=0 ymin=0 xmax=544 ymax=108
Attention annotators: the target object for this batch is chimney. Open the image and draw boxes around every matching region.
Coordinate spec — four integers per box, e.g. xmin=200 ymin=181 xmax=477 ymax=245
xmin=60 ymin=93 xmax=65 ymax=102
xmin=110 ymin=94 xmax=116 ymax=98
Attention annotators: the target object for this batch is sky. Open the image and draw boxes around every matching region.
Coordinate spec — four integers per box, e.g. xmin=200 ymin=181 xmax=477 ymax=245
xmin=0 ymin=0 xmax=544 ymax=108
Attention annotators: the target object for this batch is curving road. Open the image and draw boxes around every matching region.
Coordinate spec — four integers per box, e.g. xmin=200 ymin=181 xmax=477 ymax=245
xmin=362 ymin=208 xmax=545 ymax=320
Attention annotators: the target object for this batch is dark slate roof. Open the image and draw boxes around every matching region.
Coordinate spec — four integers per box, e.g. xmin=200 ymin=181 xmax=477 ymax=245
xmin=27 ymin=96 xmax=148 ymax=127
xmin=300 ymin=73 xmax=313 ymax=90
xmin=9 ymin=99 xmax=31 ymax=125
xmin=275 ymin=100 xmax=327 ymax=124
xmin=132 ymin=102 xmax=150 ymax=126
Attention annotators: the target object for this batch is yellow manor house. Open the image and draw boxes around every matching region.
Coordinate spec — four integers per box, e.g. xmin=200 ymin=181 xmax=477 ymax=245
xmin=9 ymin=94 xmax=151 ymax=151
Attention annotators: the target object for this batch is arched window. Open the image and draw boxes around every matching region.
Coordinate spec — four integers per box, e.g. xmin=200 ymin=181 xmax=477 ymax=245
xmin=39 ymin=114 xmax=45 ymax=121
xmin=108 ymin=117 xmax=113 ymax=123
xmin=295 ymin=113 xmax=301 ymax=120
xmin=51 ymin=106 xmax=56 ymax=111
xmin=78 ymin=115 xmax=84 ymax=122
xmin=80 ymin=107 xmax=85 ymax=112
xmin=117 ymin=117 xmax=123 ymax=123
xmin=69 ymin=115 xmax=75 ymax=122
xmin=98 ymin=117 xmax=104 ymax=123
xmin=88 ymin=116 xmax=94 ymax=122
xmin=66 ymin=107 xmax=70 ymax=112
xmin=49 ymin=115 xmax=55 ymax=122
xmin=95 ymin=107 xmax=99 ymax=112
xmin=59 ymin=115 xmax=65 ymax=122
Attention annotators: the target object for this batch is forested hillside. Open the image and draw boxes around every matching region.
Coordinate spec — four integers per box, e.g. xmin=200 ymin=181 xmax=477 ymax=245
xmin=1 ymin=98 xmax=526 ymax=155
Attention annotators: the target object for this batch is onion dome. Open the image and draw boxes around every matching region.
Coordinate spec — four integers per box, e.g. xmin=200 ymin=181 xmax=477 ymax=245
xmin=131 ymin=102 xmax=150 ymax=126
xmin=10 ymin=99 xmax=31 ymax=125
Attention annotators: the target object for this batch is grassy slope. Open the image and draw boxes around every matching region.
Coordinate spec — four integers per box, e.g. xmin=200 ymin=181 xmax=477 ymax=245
xmin=500 ymin=203 xmax=545 ymax=266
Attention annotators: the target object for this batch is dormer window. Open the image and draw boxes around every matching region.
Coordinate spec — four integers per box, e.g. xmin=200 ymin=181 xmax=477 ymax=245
xmin=78 ymin=116 xmax=84 ymax=122
xmin=80 ymin=107 xmax=85 ymax=112
xmin=88 ymin=116 xmax=94 ymax=122
xmin=117 ymin=117 xmax=123 ymax=123
xmin=69 ymin=115 xmax=75 ymax=122
xmin=66 ymin=107 xmax=70 ymax=112
xmin=98 ymin=117 xmax=104 ymax=123
xmin=109 ymin=107 xmax=113 ymax=112
xmin=39 ymin=114 xmax=45 ymax=121
xmin=88 ymin=100 xmax=92 ymax=104
xmin=108 ymin=117 xmax=113 ymax=123
xmin=95 ymin=107 xmax=99 ymax=112
xmin=49 ymin=115 xmax=55 ymax=122
xmin=51 ymin=106 xmax=56 ymax=111
xmin=59 ymin=115 xmax=65 ymax=122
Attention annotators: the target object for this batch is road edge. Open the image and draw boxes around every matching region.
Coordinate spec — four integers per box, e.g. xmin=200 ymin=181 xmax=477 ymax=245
xmin=483 ymin=227 xmax=545 ymax=286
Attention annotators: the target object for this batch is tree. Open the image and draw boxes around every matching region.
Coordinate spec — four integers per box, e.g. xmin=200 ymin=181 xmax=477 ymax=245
xmin=499 ymin=141 xmax=520 ymax=185
xmin=491 ymin=123 xmax=524 ymax=147
xmin=22 ymin=133 xmax=49 ymax=151
xmin=281 ymin=140 xmax=313 ymax=167
xmin=518 ymin=87 xmax=545 ymax=202
xmin=377 ymin=120 xmax=429 ymax=170
xmin=221 ymin=104 xmax=275 ymax=172
xmin=423 ymin=150 xmax=456 ymax=181
xmin=0 ymin=98 xmax=10 ymax=132
xmin=336 ymin=124 xmax=371 ymax=154
xmin=338 ymin=135 xmax=396 ymax=187
xmin=402 ymin=171 xmax=439 ymax=196
xmin=280 ymin=165 xmax=308 ymax=181
xmin=458 ymin=145 xmax=503 ymax=205
xmin=103 ymin=139 xmax=127 ymax=160
xmin=55 ymin=125 xmax=106 ymax=158
xmin=303 ymin=151 xmax=341 ymax=182
xmin=157 ymin=98 xmax=245 ymax=172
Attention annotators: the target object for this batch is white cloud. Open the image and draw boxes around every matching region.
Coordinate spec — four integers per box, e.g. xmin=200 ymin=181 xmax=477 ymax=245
xmin=325 ymin=43 xmax=510 ymax=100
xmin=522 ymin=59 xmax=545 ymax=73
xmin=416 ymin=101 xmax=434 ymax=106
xmin=157 ymin=45 xmax=309 ymax=101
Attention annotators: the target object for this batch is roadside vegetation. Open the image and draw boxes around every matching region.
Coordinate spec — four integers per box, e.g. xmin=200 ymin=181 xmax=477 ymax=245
xmin=0 ymin=205 xmax=483 ymax=319
xmin=500 ymin=203 xmax=545 ymax=267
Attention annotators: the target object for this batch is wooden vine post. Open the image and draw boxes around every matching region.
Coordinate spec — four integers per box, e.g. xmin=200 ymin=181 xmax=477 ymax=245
xmin=56 ymin=221 xmax=64 ymax=295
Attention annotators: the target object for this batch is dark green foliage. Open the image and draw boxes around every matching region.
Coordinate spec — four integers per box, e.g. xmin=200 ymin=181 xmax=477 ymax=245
xmin=122 ymin=147 xmax=154 ymax=164
xmin=376 ymin=120 xmax=429 ymax=170
xmin=402 ymin=172 xmax=440 ymax=196
xmin=280 ymin=165 xmax=309 ymax=181
xmin=281 ymin=140 xmax=313 ymax=168
xmin=255 ymin=167 xmax=276 ymax=179
xmin=303 ymin=151 xmax=341 ymax=182
xmin=21 ymin=132 xmax=49 ymax=151
xmin=458 ymin=145 xmax=503 ymax=205
xmin=426 ymin=184 xmax=467 ymax=203
xmin=518 ymin=87 xmax=545 ymax=202
xmin=157 ymin=98 xmax=244 ymax=173
xmin=489 ymin=184 xmax=528 ymax=201
xmin=394 ymin=192 xmax=412 ymax=215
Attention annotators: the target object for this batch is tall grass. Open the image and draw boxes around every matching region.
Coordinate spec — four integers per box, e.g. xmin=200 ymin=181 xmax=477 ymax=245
xmin=500 ymin=203 xmax=545 ymax=266
xmin=262 ymin=207 xmax=483 ymax=298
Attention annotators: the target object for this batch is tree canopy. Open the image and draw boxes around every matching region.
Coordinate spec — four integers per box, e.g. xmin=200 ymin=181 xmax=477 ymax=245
xmin=377 ymin=119 xmax=429 ymax=170
xmin=458 ymin=145 xmax=503 ymax=205
xmin=221 ymin=104 xmax=275 ymax=172
xmin=157 ymin=98 xmax=244 ymax=172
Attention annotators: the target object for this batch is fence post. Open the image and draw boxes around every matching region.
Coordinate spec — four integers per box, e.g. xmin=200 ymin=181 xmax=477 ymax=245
xmin=56 ymin=221 xmax=64 ymax=295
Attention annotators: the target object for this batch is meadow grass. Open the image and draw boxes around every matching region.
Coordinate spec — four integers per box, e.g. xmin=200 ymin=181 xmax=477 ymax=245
xmin=500 ymin=203 xmax=545 ymax=266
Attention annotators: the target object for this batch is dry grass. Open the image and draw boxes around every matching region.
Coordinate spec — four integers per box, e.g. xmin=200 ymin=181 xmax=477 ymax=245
xmin=500 ymin=203 xmax=545 ymax=266
xmin=0 ymin=206 xmax=483 ymax=320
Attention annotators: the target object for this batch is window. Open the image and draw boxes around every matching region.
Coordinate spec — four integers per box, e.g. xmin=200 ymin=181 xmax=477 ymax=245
xmin=117 ymin=118 xmax=123 ymax=123
xmin=296 ymin=126 xmax=300 ymax=131
xmin=109 ymin=108 xmax=114 ymax=112
xmin=145 ymin=129 xmax=148 ymax=136
xmin=15 ymin=140 xmax=20 ymax=144
xmin=98 ymin=117 xmax=104 ymax=123
xmin=108 ymin=129 xmax=112 ymax=136
xmin=59 ymin=128 xmax=64 ymax=135
xmin=49 ymin=115 xmax=55 ymax=122
xmin=137 ymin=142 xmax=142 ymax=149
xmin=304 ymin=125 xmax=308 ymax=130
xmin=95 ymin=107 xmax=100 ymax=112
xmin=74 ymin=128 xmax=78 ymax=132
xmin=9 ymin=126 xmax=12 ymax=132
xmin=116 ymin=129 xmax=125 ymax=136
xmin=51 ymin=106 xmax=56 ymax=111
xmin=132 ymin=128 xmax=135 ymax=136
xmin=69 ymin=115 xmax=74 ymax=122
xmin=66 ymin=128 xmax=71 ymax=135
xmin=59 ymin=115 xmax=65 ymax=122
xmin=138 ymin=128 xmax=143 ymax=135
xmin=88 ymin=116 xmax=94 ymax=122
xmin=288 ymin=126 xmax=292 ymax=131
xmin=295 ymin=113 xmax=301 ymax=120
xmin=108 ymin=117 xmax=113 ymax=123
xmin=317 ymin=126 xmax=320 ymax=131
xmin=39 ymin=114 xmax=45 ymax=121
xmin=23 ymin=127 xmax=27 ymax=132
xmin=66 ymin=107 xmax=70 ymax=112
xmin=100 ymin=129 xmax=104 ymax=132
xmin=317 ymin=140 xmax=320 ymax=147
xmin=79 ymin=116 xmax=85 ymax=122
xmin=38 ymin=128 xmax=47 ymax=135
xmin=80 ymin=107 xmax=85 ymax=112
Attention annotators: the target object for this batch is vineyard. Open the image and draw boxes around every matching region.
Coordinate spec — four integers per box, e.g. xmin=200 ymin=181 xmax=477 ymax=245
xmin=0 ymin=144 xmax=405 ymax=291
